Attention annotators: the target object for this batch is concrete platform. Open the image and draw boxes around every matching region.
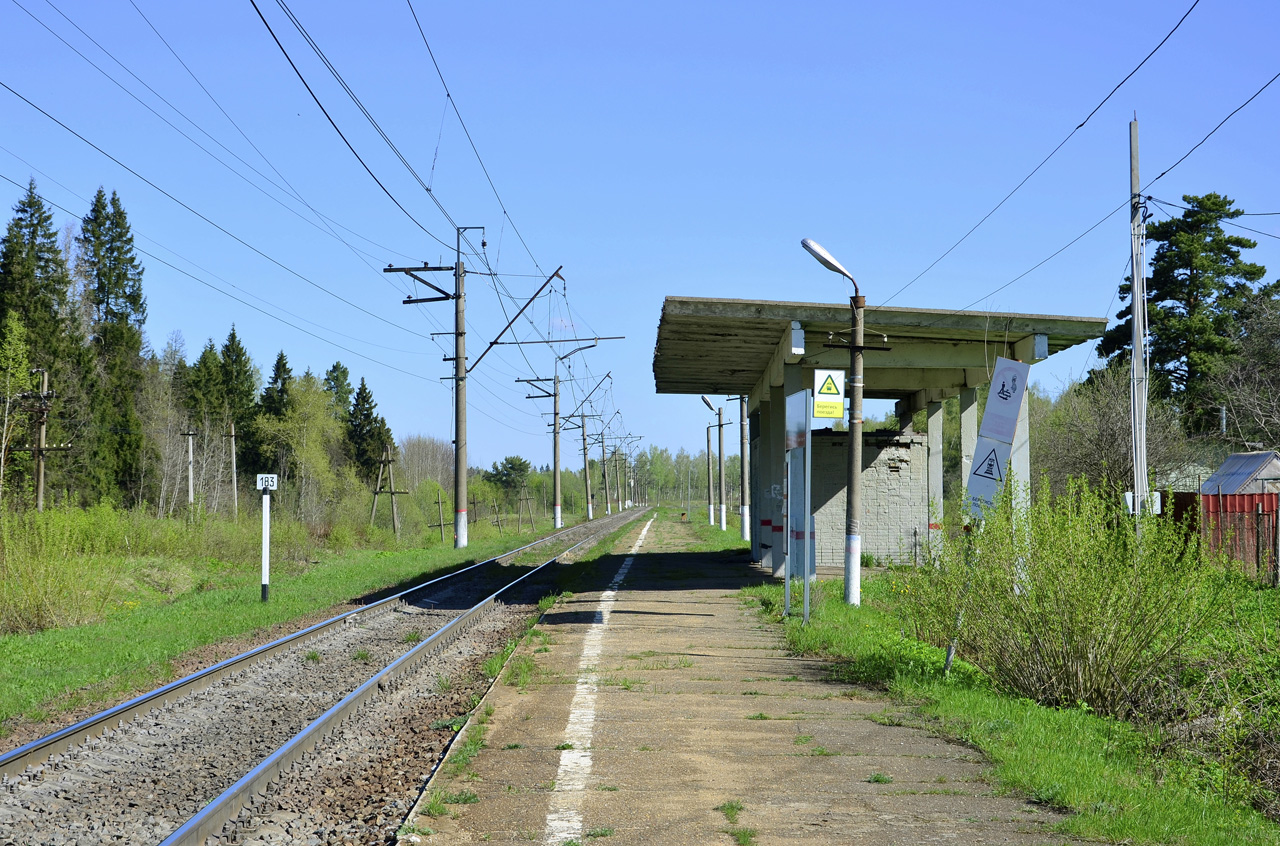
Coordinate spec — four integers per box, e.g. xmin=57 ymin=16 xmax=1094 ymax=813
xmin=405 ymin=514 xmax=1076 ymax=845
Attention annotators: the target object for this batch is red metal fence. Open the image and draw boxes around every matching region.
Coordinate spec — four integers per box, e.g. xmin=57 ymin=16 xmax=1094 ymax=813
xmin=1196 ymin=492 xmax=1279 ymax=585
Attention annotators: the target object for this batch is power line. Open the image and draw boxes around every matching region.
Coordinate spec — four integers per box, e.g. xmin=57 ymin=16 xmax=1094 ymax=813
xmin=0 ymin=78 xmax=435 ymax=341
xmin=1146 ymin=196 xmax=1280 ymax=242
xmin=25 ymin=0 xmax=410 ymax=271
xmin=1142 ymin=69 xmax=1280 ymax=191
xmin=922 ymin=63 xmax=1280 ymax=328
xmin=405 ymin=0 xmax=544 ymax=277
xmin=884 ymin=0 xmax=1202 ymax=305
xmin=0 ymin=170 xmax=440 ymax=381
xmin=247 ymin=0 xmax=454 ymax=252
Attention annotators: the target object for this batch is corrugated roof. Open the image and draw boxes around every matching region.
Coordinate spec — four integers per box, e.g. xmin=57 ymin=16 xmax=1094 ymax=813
xmin=1200 ymin=451 xmax=1280 ymax=495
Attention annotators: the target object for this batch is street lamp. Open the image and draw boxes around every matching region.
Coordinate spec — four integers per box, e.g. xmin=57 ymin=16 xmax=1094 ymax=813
xmin=802 ymin=238 xmax=865 ymax=606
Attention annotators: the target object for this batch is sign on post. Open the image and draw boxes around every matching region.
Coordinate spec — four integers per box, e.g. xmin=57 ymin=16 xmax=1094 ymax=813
xmin=964 ymin=357 xmax=1030 ymax=516
xmin=258 ymin=474 xmax=277 ymax=601
xmin=813 ymin=369 xmax=846 ymax=419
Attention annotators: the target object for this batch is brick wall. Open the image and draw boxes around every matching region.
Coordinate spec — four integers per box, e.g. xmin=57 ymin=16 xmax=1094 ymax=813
xmin=810 ymin=429 xmax=928 ymax=566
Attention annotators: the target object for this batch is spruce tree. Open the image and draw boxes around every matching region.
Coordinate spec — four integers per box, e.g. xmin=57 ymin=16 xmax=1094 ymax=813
xmin=322 ymin=361 xmax=352 ymax=417
xmin=77 ymin=188 xmax=146 ymax=501
xmin=347 ymin=377 xmax=392 ymax=483
xmin=0 ymin=179 xmax=70 ymax=372
xmin=185 ymin=340 xmax=224 ymax=421
xmin=260 ymin=350 xmax=292 ymax=418
xmin=219 ymin=325 xmax=258 ymax=480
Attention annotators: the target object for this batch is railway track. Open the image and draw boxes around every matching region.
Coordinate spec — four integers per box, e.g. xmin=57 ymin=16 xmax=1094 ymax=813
xmin=0 ymin=508 xmax=645 ymax=846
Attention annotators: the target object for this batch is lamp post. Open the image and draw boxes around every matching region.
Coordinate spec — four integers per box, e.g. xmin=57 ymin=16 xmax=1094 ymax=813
xmin=702 ymin=396 xmax=727 ymax=530
xmin=802 ymin=238 xmax=864 ymax=606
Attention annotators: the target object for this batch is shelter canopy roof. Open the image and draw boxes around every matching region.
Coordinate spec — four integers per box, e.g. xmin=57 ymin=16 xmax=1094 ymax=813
xmin=652 ymin=296 xmax=1107 ymax=407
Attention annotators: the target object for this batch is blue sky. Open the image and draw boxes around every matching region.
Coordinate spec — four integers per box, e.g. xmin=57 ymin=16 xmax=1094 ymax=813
xmin=2 ymin=0 xmax=1277 ymax=469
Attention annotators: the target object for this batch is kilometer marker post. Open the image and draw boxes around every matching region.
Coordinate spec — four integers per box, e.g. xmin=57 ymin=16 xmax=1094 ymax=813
xmin=257 ymin=474 xmax=278 ymax=601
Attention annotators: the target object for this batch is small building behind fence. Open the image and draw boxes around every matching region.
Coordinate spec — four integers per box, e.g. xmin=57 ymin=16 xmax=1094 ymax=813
xmin=1199 ymin=451 xmax=1280 ymax=584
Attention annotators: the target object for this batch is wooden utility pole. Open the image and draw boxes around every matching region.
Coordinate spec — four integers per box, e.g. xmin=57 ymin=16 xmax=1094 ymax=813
xmin=229 ymin=420 xmax=238 ymax=522
xmin=182 ymin=431 xmax=197 ymax=509
xmin=370 ymin=444 xmax=405 ymax=538
xmin=12 ymin=369 xmax=69 ymax=511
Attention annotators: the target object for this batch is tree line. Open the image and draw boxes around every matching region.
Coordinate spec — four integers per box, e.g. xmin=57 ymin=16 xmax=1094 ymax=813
xmin=0 ymin=179 xmax=395 ymax=518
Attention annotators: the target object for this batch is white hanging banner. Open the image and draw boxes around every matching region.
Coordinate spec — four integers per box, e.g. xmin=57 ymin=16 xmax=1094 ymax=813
xmin=965 ymin=356 xmax=1030 ymax=517
xmin=965 ymin=435 xmax=1012 ymax=515
xmin=978 ymin=358 xmax=1030 ymax=443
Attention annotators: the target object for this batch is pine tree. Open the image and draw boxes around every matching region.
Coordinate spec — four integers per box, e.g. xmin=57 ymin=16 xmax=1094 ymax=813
xmin=1098 ymin=193 xmax=1272 ymax=432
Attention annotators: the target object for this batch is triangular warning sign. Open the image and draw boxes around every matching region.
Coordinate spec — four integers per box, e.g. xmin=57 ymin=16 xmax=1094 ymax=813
xmin=818 ymin=374 xmax=841 ymax=396
xmin=972 ymin=448 xmax=1003 ymax=482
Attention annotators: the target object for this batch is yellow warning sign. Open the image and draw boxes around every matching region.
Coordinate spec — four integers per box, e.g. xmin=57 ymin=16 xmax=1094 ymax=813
xmin=813 ymin=369 xmax=845 ymax=419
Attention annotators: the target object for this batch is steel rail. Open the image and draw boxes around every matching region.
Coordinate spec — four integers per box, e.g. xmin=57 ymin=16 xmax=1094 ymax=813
xmin=0 ymin=512 xmax=630 ymax=781
xmin=158 ymin=509 xmax=644 ymax=846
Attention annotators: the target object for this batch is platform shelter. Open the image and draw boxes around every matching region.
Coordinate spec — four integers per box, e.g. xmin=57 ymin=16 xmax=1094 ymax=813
xmin=652 ymin=296 xmax=1106 ymax=570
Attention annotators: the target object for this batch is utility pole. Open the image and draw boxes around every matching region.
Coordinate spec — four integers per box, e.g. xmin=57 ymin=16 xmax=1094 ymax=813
xmin=14 ymin=369 xmax=68 ymax=512
xmin=553 ymin=373 xmax=561 ymax=526
xmin=601 ymin=437 xmax=610 ymax=515
xmin=1130 ymin=118 xmax=1149 ymax=518
xmin=582 ymin=413 xmax=593 ymax=519
xmin=33 ymin=369 xmax=48 ymax=512
xmin=385 ymin=225 xmax=483 ymax=548
xmin=706 ymin=423 xmax=714 ymax=526
xmin=182 ymin=431 xmax=197 ymax=508
xmin=717 ymin=405 xmax=726 ymax=531
xmin=229 ymin=420 xmax=238 ymax=522
xmin=740 ymin=395 xmax=750 ymax=542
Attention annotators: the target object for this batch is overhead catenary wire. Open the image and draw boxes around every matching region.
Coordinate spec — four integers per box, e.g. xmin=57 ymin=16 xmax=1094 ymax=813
xmin=883 ymin=0 xmax=1202 ymax=305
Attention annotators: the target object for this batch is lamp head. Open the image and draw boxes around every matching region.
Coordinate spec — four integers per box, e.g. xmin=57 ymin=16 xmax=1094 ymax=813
xmin=701 ymin=395 xmax=715 ymax=413
xmin=801 ymin=238 xmax=859 ymax=295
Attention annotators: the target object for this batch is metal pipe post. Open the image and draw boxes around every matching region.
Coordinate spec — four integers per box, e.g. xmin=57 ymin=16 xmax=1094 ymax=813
xmin=847 ymin=295 xmax=865 ymax=605
xmin=718 ymin=406 xmax=726 ymax=531
xmin=706 ymin=424 xmax=714 ymax=525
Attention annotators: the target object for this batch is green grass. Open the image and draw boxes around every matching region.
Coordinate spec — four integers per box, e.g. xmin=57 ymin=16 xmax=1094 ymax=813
xmin=504 ymin=654 xmax=537 ymax=690
xmin=742 ymin=576 xmax=1280 ymax=846
xmin=585 ymin=827 xmax=614 ymax=838
xmin=441 ymin=789 xmax=479 ymax=804
xmin=715 ymin=799 xmax=744 ymax=824
xmin=0 ymin=535 xmax=528 ymax=727
xmin=868 ymin=772 xmax=893 ymax=783
xmin=725 ymin=826 xmax=756 ymax=845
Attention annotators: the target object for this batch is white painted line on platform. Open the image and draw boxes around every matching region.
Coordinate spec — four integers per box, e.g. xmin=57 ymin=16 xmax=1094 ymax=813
xmin=544 ymin=516 xmax=654 ymax=845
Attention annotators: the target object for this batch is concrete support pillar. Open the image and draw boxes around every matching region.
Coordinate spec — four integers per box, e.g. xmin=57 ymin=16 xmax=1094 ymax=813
xmin=959 ymin=387 xmax=978 ymax=482
xmin=1011 ymin=388 xmax=1031 ymax=508
xmin=768 ymin=380 xmax=787 ymax=577
xmin=927 ymin=400 xmax=944 ymax=547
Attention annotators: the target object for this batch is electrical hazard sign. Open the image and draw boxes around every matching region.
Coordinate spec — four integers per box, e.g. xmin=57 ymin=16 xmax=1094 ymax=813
xmin=813 ymin=369 xmax=845 ymax=419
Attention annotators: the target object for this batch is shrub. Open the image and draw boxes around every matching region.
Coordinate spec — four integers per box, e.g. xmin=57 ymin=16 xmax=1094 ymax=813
xmin=902 ymin=478 xmax=1224 ymax=717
